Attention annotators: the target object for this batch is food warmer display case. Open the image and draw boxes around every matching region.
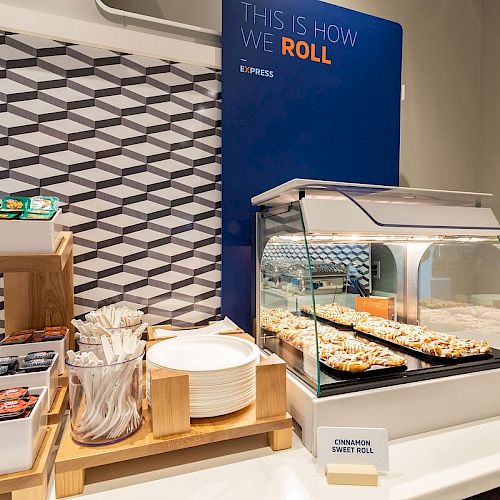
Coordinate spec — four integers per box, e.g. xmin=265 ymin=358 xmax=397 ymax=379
xmin=253 ymin=179 xmax=500 ymax=452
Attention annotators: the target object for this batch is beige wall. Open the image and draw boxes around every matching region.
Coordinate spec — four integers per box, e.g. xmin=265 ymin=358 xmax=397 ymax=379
xmin=479 ymin=0 xmax=500 ymax=206
xmin=323 ymin=0 xmax=483 ymax=193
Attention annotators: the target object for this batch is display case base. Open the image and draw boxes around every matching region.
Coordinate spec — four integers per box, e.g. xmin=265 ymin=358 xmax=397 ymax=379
xmin=287 ymin=366 xmax=500 ymax=454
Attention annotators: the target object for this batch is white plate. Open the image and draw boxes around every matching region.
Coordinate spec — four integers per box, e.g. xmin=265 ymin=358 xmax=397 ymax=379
xmin=146 ymin=336 xmax=260 ymax=373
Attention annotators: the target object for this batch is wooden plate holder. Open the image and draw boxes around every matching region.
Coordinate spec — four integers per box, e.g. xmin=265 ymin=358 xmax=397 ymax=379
xmin=54 ymin=354 xmax=292 ymax=498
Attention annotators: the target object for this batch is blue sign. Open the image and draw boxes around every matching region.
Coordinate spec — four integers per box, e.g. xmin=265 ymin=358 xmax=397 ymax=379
xmin=222 ymin=0 xmax=403 ymax=331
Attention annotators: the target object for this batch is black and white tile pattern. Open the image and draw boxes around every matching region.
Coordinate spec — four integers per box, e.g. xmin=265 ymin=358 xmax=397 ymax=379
xmin=0 ymin=32 xmax=222 ymax=330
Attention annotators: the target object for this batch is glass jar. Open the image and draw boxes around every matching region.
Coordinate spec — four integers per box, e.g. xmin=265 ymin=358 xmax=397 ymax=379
xmin=66 ymin=353 xmax=143 ymax=446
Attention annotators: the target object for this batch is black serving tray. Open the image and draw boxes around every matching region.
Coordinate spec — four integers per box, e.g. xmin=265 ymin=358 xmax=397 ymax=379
xmin=353 ymin=327 xmax=492 ymax=364
xmin=263 ymin=328 xmax=407 ymax=379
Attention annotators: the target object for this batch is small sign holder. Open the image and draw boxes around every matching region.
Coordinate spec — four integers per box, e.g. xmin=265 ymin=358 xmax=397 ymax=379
xmin=317 ymin=427 xmax=389 ymax=487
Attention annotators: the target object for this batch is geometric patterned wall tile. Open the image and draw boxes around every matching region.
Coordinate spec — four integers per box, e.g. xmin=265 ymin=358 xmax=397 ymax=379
xmin=10 ymin=163 xmax=68 ymax=186
xmin=95 ymin=64 xmax=145 ymax=86
xmin=147 ymin=130 xmax=192 ymax=151
xmin=194 ymin=243 xmax=221 ymax=263
xmin=70 ymin=198 xmax=122 ymax=219
xmin=97 ymin=213 xmax=147 ymax=234
xmin=194 ymin=269 xmax=222 ymax=289
xmin=0 ymin=44 xmax=36 ymax=68
xmin=68 ymin=106 xmax=121 ymax=129
xmin=0 ymin=177 xmax=39 ymax=196
xmin=170 ymin=63 xmax=216 ymax=83
xmin=0 ymin=112 xmax=38 ymax=135
xmin=98 ymin=272 xmax=149 ymax=293
xmin=171 ymin=147 xmax=215 ymax=167
xmin=8 ymin=99 xmax=67 ymax=122
xmin=147 ymin=101 xmax=192 ymax=122
xmin=122 ymin=200 xmax=170 ymax=221
xmin=96 ymin=154 xmax=146 ymax=176
xmin=194 ymin=135 xmax=221 ymax=154
xmin=39 ymin=87 xmax=94 ymax=110
xmin=95 ymin=124 xmax=146 ymax=146
xmin=122 ymin=83 xmax=168 ymax=105
xmin=122 ymin=228 xmax=170 ymax=249
xmin=147 ymin=159 xmax=192 ymax=179
xmin=97 ymin=184 xmax=147 ymax=205
xmin=146 ymin=72 xmax=192 ymax=93
xmin=122 ymin=112 xmax=169 ymax=134
xmin=38 ymin=55 xmax=94 ymax=78
xmin=5 ymin=34 xmax=66 ymax=57
xmin=0 ymin=79 xmax=37 ymax=102
xmin=40 ymin=180 xmax=95 ymax=203
xmin=122 ymin=171 xmax=170 ymax=191
xmin=193 ymin=107 xmax=221 ymax=127
xmin=40 ymin=118 xmax=94 ymax=142
xmin=170 ymin=90 xmax=216 ymax=111
xmin=171 ymin=174 xmax=215 ymax=194
xmin=7 ymin=66 xmax=66 ymax=90
xmin=10 ymin=131 xmax=67 ymax=155
xmin=0 ymin=144 xmax=38 ymax=168
xmin=0 ymin=34 xmax=222 ymax=330
xmin=40 ymin=150 xmax=95 ymax=172
xmin=121 ymin=54 xmax=169 ymax=75
xmin=193 ymin=79 xmax=221 ymax=99
xmin=170 ymin=118 xmax=214 ymax=139
xmin=68 ymin=75 xmax=120 ymax=97
xmin=122 ymin=142 xmax=169 ymax=163
xmin=69 ymin=168 xmax=121 ymax=190
xmin=67 ymin=45 xmax=120 ymax=66
xmin=95 ymin=94 xmax=146 ymax=116
xmin=68 ymin=137 xmax=121 ymax=159
xmin=147 ymin=214 xmax=191 ymax=235
xmin=97 ymin=243 xmax=148 ymax=264
xmin=193 ymin=162 xmax=221 ymax=182
xmin=122 ymin=257 xmax=170 ymax=278
xmin=148 ymin=270 xmax=194 ymax=291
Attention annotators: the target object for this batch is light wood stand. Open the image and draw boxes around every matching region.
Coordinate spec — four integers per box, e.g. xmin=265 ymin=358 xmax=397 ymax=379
xmin=54 ymin=355 xmax=292 ymax=498
xmin=0 ymin=231 xmax=74 ymax=346
xmin=0 ymin=425 xmax=58 ymax=500
xmin=0 ymin=369 xmax=69 ymax=499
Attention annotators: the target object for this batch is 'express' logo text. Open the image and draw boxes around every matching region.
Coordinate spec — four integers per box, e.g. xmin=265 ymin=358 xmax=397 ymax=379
xmin=240 ymin=65 xmax=274 ymax=78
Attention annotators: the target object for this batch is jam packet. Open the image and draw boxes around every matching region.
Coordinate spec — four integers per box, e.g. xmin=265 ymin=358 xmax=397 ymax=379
xmin=0 ymin=333 xmax=32 ymax=345
xmin=25 ymin=351 xmax=56 ymax=361
xmin=20 ymin=211 xmax=56 ymax=220
xmin=29 ymin=196 xmax=59 ymax=212
xmin=0 ymin=399 xmax=30 ymax=421
xmin=0 ymin=356 xmax=19 ymax=372
xmin=1 ymin=196 xmax=29 ymax=211
xmin=0 ymin=387 xmax=29 ymax=401
xmin=0 ymin=212 xmax=19 ymax=219
xmin=18 ymin=359 xmax=52 ymax=373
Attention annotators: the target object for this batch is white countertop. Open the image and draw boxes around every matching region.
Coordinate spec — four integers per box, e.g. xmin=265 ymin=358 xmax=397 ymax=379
xmin=47 ymin=416 xmax=500 ymax=500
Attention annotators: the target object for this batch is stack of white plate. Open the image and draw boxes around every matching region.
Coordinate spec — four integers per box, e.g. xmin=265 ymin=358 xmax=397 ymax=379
xmin=146 ymin=335 xmax=260 ymax=418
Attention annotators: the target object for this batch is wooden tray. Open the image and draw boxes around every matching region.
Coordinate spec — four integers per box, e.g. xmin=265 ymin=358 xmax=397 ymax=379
xmin=55 ymin=355 xmax=292 ymax=498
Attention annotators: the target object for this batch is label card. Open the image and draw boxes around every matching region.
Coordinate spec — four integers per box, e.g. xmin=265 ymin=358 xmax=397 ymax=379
xmin=317 ymin=427 xmax=389 ymax=472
